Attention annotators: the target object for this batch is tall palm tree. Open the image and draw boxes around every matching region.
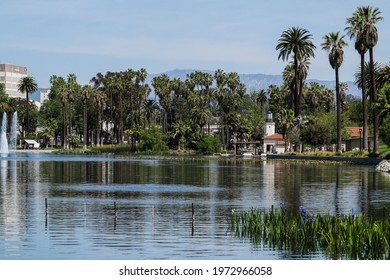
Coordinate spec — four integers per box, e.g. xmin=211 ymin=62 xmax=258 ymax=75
xmin=346 ymin=6 xmax=383 ymax=153
xmin=93 ymin=90 xmax=106 ymax=146
xmin=276 ymin=27 xmax=316 ymax=117
xmin=364 ymin=7 xmax=383 ymax=154
xmin=17 ymin=76 xmax=38 ymax=134
xmin=346 ymin=11 xmax=369 ymax=151
xmin=142 ymin=99 xmax=159 ymax=128
xmin=81 ymin=85 xmax=93 ymax=150
xmin=321 ymin=31 xmax=348 ymax=152
xmin=255 ymin=89 xmax=268 ymax=114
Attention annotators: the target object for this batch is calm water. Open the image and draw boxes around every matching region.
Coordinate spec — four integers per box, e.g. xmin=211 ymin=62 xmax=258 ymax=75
xmin=0 ymin=153 xmax=389 ymax=260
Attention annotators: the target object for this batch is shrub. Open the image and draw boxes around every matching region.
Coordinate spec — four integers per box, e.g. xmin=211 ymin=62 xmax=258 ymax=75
xmin=196 ymin=134 xmax=221 ymax=155
xmin=137 ymin=126 xmax=169 ymax=154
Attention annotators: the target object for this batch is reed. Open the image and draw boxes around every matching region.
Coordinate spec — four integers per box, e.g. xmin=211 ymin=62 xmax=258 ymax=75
xmin=229 ymin=204 xmax=390 ymax=259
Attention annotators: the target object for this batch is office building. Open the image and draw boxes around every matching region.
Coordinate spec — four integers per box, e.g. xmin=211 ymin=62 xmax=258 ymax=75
xmin=0 ymin=64 xmax=28 ymax=98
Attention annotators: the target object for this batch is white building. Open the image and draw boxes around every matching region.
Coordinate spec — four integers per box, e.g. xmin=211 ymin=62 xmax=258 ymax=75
xmin=0 ymin=64 xmax=28 ymax=98
xmin=263 ymin=112 xmax=285 ymax=154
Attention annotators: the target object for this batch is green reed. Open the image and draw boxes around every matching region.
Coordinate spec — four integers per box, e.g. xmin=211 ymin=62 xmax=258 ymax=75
xmin=229 ymin=205 xmax=390 ymax=259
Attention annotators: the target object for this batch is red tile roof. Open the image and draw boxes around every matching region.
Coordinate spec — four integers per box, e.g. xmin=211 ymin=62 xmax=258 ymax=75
xmin=346 ymin=127 xmax=363 ymax=138
xmin=264 ymin=133 xmax=284 ymax=140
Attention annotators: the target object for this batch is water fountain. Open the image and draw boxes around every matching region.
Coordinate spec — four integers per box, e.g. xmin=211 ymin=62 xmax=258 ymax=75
xmin=0 ymin=112 xmax=9 ymax=154
xmin=9 ymin=111 xmax=18 ymax=150
xmin=0 ymin=111 xmax=18 ymax=154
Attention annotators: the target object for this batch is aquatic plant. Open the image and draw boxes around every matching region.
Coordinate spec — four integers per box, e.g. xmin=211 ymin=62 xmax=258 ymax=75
xmin=229 ymin=204 xmax=390 ymax=259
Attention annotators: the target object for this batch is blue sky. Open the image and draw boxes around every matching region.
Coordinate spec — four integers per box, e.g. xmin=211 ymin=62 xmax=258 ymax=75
xmin=0 ymin=0 xmax=388 ymax=88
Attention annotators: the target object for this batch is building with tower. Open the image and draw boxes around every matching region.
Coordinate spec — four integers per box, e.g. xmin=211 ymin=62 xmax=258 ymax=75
xmin=263 ymin=112 xmax=285 ymax=154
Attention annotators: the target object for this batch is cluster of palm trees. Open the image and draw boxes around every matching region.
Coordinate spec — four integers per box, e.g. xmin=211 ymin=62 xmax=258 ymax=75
xmin=2 ymin=5 xmax=388 ymax=154
xmin=276 ymin=5 xmax=384 ymax=153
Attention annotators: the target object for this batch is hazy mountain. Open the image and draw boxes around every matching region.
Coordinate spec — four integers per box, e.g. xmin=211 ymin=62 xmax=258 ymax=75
xmin=147 ymin=69 xmax=360 ymax=98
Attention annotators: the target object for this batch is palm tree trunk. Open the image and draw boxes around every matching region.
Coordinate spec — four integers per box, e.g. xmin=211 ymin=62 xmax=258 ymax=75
xmin=299 ymin=78 xmax=304 ymax=116
xmin=369 ymin=47 xmax=379 ymax=154
xmin=335 ymin=67 xmax=342 ymax=152
xmin=26 ymin=92 xmax=29 ymax=134
xmin=294 ymin=57 xmax=299 ymax=117
xmin=83 ymin=104 xmax=88 ymax=150
xmin=360 ymin=53 xmax=368 ymax=151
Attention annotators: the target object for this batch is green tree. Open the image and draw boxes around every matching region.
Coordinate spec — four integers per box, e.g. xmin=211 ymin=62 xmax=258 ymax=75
xmin=376 ymin=83 xmax=390 ymax=120
xmin=17 ymin=76 xmax=38 ymax=134
xmin=379 ymin=115 xmax=390 ymax=147
xmin=321 ymin=31 xmax=348 ymax=152
xmin=276 ymin=27 xmax=316 ymax=117
xmin=346 ymin=9 xmax=369 ymax=151
xmin=301 ymin=112 xmax=336 ymax=150
xmin=81 ymin=85 xmax=93 ymax=149
xmin=142 ymin=99 xmax=159 ymax=129
xmin=0 ymin=84 xmax=11 ymax=112
xmin=346 ymin=6 xmax=383 ymax=154
xmin=151 ymin=74 xmax=171 ymax=134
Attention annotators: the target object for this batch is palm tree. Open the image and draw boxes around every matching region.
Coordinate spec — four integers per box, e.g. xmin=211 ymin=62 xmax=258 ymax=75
xmin=255 ymin=89 xmax=268 ymax=114
xmin=142 ymin=99 xmax=159 ymax=128
xmin=151 ymin=74 xmax=171 ymax=134
xmin=339 ymin=82 xmax=349 ymax=110
xmin=276 ymin=27 xmax=316 ymax=117
xmin=321 ymin=31 xmax=348 ymax=152
xmin=346 ymin=6 xmax=383 ymax=154
xmin=376 ymin=64 xmax=390 ymax=89
xmin=277 ymin=108 xmax=295 ymax=151
xmin=346 ymin=10 xmax=369 ymax=151
xmin=17 ymin=76 xmax=38 ymax=134
xmin=375 ymin=83 xmax=390 ymax=120
xmin=81 ymin=85 xmax=93 ymax=149
xmin=93 ymin=90 xmax=106 ymax=146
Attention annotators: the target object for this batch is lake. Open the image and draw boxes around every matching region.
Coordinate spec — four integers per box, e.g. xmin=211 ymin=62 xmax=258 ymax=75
xmin=0 ymin=153 xmax=389 ymax=260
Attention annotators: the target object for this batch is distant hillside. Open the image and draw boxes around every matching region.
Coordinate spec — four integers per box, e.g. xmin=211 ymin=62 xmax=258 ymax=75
xmin=147 ymin=69 xmax=360 ymax=98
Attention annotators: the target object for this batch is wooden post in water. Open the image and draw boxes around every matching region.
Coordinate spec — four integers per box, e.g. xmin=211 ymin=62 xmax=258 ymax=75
xmin=191 ymin=203 xmax=195 ymax=235
xmin=114 ymin=201 xmax=117 ymax=230
xmin=192 ymin=203 xmax=195 ymax=224
xmin=45 ymin=198 xmax=48 ymax=228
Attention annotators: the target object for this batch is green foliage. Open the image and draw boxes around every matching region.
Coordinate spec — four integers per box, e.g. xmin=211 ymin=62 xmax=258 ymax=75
xmin=300 ymin=112 xmax=335 ymax=148
xmin=136 ymin=126 xmax=168 ymax=154
xmin=66 ymin=134 xmax=81 ymax=148
xmin=196 ymin=134 xmax=221 ymax=155
xmin=380 ymin=115 xmax=390 ymax=147
xmin=230 ymin=205 xmax=390 ymax=259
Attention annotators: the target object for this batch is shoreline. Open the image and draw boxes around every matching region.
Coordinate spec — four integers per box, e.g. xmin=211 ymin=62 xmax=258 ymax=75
xmin=266 ymin=154 xmax=383 ymax=165
xmin=7 ymin=149 xmax=385 ymax=165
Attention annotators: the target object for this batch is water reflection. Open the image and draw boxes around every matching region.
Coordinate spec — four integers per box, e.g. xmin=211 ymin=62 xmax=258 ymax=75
xmin=0 ymin=154 xmax=389 ymax=259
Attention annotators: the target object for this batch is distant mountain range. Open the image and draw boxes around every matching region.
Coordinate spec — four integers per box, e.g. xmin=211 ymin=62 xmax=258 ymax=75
xmin=147 ymin=69 xmax=361 ymax=98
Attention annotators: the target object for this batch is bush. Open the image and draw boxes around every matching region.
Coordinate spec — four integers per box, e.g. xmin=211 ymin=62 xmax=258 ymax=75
xmin=196 ymin=134 xmax=221 ymax=155
xmin=137 ymin=126 xmax=169 ymax=154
